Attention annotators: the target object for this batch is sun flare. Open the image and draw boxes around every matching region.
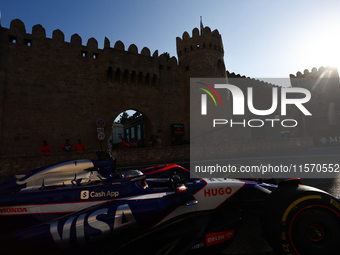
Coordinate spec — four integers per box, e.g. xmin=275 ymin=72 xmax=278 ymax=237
xmin=296 ymin=28 xmax=340 ymax=72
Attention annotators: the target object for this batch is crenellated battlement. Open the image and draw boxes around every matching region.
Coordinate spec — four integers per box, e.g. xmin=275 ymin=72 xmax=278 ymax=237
xmin=176 ymin=26 xmax=224 ymax=57
xmin=289 ymin=66 xmax=340 ymax=91
xmin=2 ymin=19 xmax=178 ymax=70
xmin=288 ymin=66 xmax=340 ymax=116
xmin=0 ymin=19 xmax=182 ymax=90
xmin=289 ymin=66 xmax=339 ymax=79
xmin=227 ymin=71 xmax=280 ymax=88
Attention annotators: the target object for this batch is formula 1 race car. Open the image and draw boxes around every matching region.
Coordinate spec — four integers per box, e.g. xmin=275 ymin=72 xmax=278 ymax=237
xmin=0 ymin=152 xmax=339 ymax=255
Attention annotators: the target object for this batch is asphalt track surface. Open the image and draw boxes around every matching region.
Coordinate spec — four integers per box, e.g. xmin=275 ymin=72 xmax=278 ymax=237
xmin=119 ymin=146 xmax=340 ymax=255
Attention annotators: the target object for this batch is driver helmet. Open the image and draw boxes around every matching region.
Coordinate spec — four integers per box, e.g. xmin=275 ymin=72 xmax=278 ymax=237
xmin=124 ymin=170 xmax=148 ymax=189
xmin=124 ymin=170 xmax=143 ymax=178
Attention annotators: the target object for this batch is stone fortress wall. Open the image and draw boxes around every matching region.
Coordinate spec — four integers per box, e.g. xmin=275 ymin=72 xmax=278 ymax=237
xmin=0 ymin=19 xmax=185 ymax=156
xmin=0 ymin=18 xmax=339 ymax=158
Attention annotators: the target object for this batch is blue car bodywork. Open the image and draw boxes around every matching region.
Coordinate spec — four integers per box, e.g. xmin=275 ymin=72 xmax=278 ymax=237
xmin=0 ymin=153 xmax=339 ymax=255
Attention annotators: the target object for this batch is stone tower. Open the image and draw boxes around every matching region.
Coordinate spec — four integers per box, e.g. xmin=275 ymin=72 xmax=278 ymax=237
xmin=176 ymin=27 xmax=227 ymax=79
xmin=176 ymin=27 xmax=232 ymax=142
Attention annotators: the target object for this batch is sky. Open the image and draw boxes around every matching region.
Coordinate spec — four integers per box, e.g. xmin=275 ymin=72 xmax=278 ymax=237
xmin=1 ymin=0 xmax=340 ymax=85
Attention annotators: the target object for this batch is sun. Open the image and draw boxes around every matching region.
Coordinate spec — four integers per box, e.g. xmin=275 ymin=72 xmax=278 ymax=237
xmin=296 ymin=27 xmax=340 ymax=72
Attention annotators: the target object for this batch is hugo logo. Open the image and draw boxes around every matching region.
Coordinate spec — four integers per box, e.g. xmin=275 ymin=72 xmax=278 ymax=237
xmin=204 ymin=187 xmax=232 ymax=197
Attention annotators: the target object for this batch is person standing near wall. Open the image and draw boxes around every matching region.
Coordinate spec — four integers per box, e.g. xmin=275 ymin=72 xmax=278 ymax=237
xmin=40 ymin=140 xmax=51 ymax=154
xmin=119 ymin=138 xmax=126 ymax=149
xmin=61 ymin=139 xmax=72 ymax=152
xmin=148 ymin=135 xmax=155 ymax=147
xmin=155 ymin=136 xmax=162 ymax=147
xmin=74 ymin=139 xmax=85 ymax=152
xmin=130 ymin=138 xmax=138 ymax=148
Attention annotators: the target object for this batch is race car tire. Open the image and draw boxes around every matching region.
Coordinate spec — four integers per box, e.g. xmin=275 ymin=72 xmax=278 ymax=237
xmin=261 ymin=184 xmax=340 ymax=255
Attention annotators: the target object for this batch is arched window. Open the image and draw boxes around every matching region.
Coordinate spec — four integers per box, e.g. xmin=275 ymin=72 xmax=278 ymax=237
xmin=107 ymin=67 xmax=113 ymax=82
xmin=131 ymin=71 xmax=136 ymax=85
xmin=123 ymin=69 xmax=129 ymax=84
xmin=115 ymin=68 xmax=121 ymax=83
